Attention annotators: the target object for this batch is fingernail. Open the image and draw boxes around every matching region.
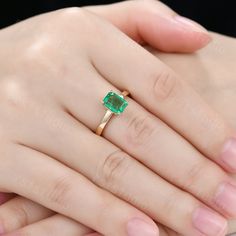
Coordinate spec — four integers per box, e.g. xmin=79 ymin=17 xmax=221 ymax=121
xmin=174 ymin=16 xmax=209 ymax=33
xmin=127 ymin=218 xmax=158 ymax=236
xmin=193 ymin=207 xmax=227 ymax=236
xmin=221 ymin=138 xmax=236 ymax=171
xmin=215 ymin=182 xmax=236 ymax=217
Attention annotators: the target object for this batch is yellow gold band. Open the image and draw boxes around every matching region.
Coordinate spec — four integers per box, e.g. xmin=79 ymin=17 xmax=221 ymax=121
xmin=96 ymin=90 xmax=129 ymax=136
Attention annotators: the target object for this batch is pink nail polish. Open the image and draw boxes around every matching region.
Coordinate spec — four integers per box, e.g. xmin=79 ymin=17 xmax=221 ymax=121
xmin=193 ymin=207 xmax=227 ymax=236
xmin=127 ymin=218 xmax=159 ymax=236
xmin=215 ymin=182 xmax=236 ymax=217
xmin=221 ymin=138 xmax=236 ymax=171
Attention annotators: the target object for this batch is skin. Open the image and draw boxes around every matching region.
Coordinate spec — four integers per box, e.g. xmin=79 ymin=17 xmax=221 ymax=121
xmin=2 ymin=32 xmax=236 ymax=236
xmin=0 ymin=1 xmax=235 ymax=236
xmin=157 ymin=32 xmax=236 ymax=234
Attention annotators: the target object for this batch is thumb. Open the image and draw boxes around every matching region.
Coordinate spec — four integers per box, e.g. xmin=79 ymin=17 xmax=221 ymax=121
xmin=85 ymin=0 xmax=211 ymax=53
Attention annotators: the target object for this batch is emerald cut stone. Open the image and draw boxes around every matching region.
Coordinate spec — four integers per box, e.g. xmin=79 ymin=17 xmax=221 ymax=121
xmin=103 ymin=92 xmax=128 ymax=114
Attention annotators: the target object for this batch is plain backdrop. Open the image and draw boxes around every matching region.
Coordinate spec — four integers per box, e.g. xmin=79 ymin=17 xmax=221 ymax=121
xmin=0 ymin=0 xmax=236 ymax=37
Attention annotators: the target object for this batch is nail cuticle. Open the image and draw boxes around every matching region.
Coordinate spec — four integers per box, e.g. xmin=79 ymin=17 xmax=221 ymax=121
xmin=215 ymin=182 xmax=236 ymax=217
xmin=221 ymin=138 xmax=236 ymax=171
xmin=192 ymin=206 xmax=227 ymax=236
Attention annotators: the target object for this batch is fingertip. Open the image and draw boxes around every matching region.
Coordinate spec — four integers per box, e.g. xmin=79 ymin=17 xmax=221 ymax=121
xmin=171 ymin=15 xmax=213 ymax=52
xmin=137 ymin=13 xmax=212 ymax=53
xmin=86 ymin=0 xmax=212 ymax=53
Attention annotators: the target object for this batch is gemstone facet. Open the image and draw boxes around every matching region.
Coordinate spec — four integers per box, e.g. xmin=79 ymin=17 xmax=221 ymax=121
xmin=103 ymin=91 xmax=128 ymax=114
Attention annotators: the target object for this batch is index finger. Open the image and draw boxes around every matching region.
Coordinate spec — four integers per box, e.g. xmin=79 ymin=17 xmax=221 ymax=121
xmin=85 ymin=0 xmax=211 ymax=53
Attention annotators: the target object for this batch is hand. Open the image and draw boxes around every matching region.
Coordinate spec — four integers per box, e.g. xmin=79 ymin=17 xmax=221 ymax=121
xmin=0 ymin=1 xmax=234 ymax=236
xmin=155 ymin=32 xmax=236 ymax=235
xmin=157 ymin=32 xmax=236 ymax=129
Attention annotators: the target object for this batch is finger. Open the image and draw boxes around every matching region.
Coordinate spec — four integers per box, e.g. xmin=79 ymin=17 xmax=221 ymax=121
xmin=3 ymin=214 xmax=93 ymax=236
xmin=54 ymin=54 xmax=236 ymax=220
xmin=84 ymin=11 xmax=236 ymax=174
xmin=0 ymin=143 xmax=159 ymax=236
xmin=17 ymin=95 xmax=228 ymax=235
xmin=85 ymin=0 xmax=211 ymax=53
xmin=0 ymin=196 xmax=53 ymax=233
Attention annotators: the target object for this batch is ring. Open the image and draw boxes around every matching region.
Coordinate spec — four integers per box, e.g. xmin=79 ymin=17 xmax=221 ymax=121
xmin=96 ymin=91 xmax=129 ymax=136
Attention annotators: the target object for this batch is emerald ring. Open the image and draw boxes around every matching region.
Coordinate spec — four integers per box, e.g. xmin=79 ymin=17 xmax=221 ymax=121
xmin=96 ymin=91 xmax=129 ymax=136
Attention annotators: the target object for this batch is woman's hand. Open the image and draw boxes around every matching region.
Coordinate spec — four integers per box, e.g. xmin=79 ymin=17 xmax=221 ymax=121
xmin=0 ymin=1 xmax=235 ymax=236
xmin=4 ymin=32 xmax=236 ymax=236
xmin=156 ymin=32 xmax=236 ymax=130
xmin=155 ymin=32 xmax=236 ymax=234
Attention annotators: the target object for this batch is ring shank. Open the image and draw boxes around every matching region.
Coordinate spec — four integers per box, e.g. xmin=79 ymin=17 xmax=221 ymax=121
xmin=96 ymin=110 xmax=114 ymax=136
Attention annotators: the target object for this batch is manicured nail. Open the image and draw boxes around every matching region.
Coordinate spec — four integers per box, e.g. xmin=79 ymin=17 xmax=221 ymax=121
xmin=193 ymin=207 xmax=227 ymax=236
xmin=221 ymin=138 xmax=236 ymax=171
xmin=215 ymin=182 xmax=236 ymax=216
xmin=174 ymin=16 xmax=208 ymax=33
xmin=127 ymin=218 xmax=158 ymax=236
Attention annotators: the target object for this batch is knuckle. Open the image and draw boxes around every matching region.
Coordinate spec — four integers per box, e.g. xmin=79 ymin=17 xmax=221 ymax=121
xmin=127 ymin=114 xmax=156 ymax=147
xmin=47 ymin=174 xmax=73 ymax=209
xmin=135 ymin=0 xmax=156 ymax=8
xmin=58 ymin=7 xmax=88 ymax=21
xmin=152 ymin=70 xmax=177 ymax=101
xmin=22 ymin=8 xmax=91 ymax=66
xmin=22 ymin=35 xmax=66 ymax=81
xmin=56 ymin=7 xmax=94 ymax=33
xmin=97 ymin=150 xmax=130 ymax=188
xmin=0 ymin=78 xmax=28 ymax=111
xmin=23 ymin=34 xmax=55 ymax=66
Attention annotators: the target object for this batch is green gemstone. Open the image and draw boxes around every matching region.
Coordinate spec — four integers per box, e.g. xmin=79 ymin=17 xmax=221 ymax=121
xmin=103 ymin=92 xmax=128 ymax=114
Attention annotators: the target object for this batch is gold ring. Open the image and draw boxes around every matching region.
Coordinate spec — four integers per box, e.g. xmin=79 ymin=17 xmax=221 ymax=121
xmin=96 ymin=91 xmax=129 ymax=136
